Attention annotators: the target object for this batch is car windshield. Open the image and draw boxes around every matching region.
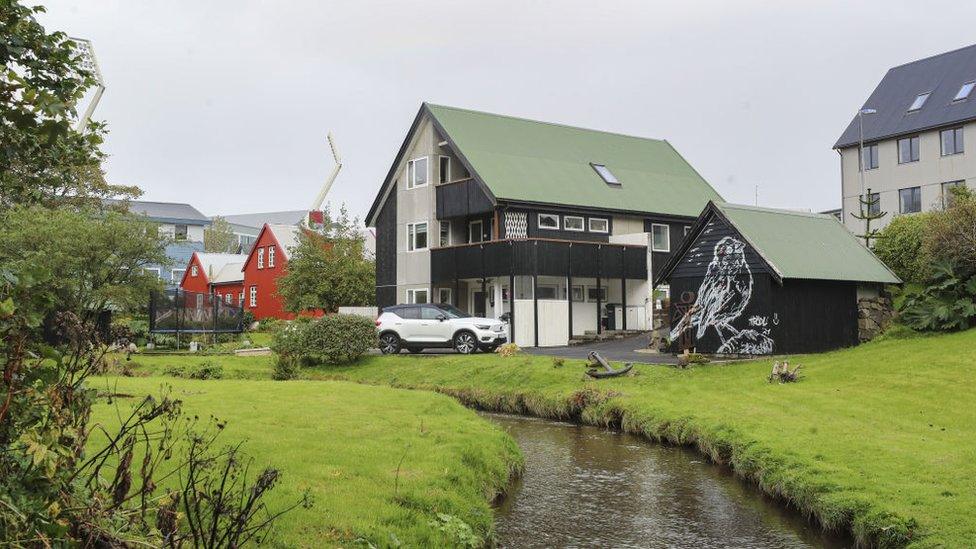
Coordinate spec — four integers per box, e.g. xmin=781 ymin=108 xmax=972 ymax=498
xmin=436 ymin=303 xmax=471 ymax=319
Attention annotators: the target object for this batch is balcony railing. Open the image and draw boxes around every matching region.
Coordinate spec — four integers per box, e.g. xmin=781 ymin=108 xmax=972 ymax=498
xmin=430 ymin=238 xmax=647 ymax=283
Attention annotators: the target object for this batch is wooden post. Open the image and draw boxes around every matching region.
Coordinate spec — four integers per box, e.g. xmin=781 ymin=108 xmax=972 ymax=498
xmin=532 ymin=273 xmax=539 ymax=347
xmin=567 ymin=243 xmax=573 ymax=339
xmin=596 ymin=246 xmax=602 ymax=335
xmin=509 ymin=272 xmax=515 ymax=345
xmin=621 ymin=248 xmax=627 ymax=331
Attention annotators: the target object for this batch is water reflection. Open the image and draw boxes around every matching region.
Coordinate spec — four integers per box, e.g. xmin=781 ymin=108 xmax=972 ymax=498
xmin=488 ymin=414 xmax=848 ymax=549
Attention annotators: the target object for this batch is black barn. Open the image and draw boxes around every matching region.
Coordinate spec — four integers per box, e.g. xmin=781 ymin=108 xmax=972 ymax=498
xmin=656 ymin=202 xmax=901 ymax=355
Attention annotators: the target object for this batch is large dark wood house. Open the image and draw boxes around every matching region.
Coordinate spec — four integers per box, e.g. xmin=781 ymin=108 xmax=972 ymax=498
xmin=365 ymin=103 xmax=723 ymax=347
xmin=656 ymin=202 xmax=901 ymax=355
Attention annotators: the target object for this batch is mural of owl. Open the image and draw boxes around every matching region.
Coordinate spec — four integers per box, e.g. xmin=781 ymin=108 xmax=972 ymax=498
xmin=670 ymin=236 xmax=754 ymax=348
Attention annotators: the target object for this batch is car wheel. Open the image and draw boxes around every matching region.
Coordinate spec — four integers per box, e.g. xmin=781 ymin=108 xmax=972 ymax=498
xmin=453 ymin=331 xmax=477 ymax=354
xmin=408 ymin=347 xmax=423 ymax=354
xmin=379 ymin=333 xmax=401 ymax=355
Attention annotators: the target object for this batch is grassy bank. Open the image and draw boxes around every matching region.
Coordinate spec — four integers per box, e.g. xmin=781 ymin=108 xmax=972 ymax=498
xmin=302 ymin=330 xmax=976 ymax=548
xmin=90 ymin=377 xmax=522 ymax=547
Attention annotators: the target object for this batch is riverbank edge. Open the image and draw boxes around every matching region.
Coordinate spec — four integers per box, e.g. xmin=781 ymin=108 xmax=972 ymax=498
xmin=318 ymin=375 xmax=917 ymax=548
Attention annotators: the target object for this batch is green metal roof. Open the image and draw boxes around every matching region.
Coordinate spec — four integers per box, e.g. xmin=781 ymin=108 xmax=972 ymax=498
xmin=712 ymin=202 xmax=901 ymax=284
xmin=427 ymin=104 xmax=723 ymax=217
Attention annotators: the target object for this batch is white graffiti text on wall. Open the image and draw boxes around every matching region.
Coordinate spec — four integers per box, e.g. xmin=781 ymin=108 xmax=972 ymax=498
xmin=670 ymin=236 xmax=774 ymax=354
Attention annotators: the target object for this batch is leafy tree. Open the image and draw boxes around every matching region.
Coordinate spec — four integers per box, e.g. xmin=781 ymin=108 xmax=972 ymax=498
xmin=277 ymin=205 xmax=375 ymax=313
xmin=873 ymin=212 xmax=933 ymax=283
xmin=1 ymin=1 xmax=138 ymax=209
xmin=923 ymin=185 xmax=976 ymax=277
xmin=205 ymin=215 xmax=238 ymax=252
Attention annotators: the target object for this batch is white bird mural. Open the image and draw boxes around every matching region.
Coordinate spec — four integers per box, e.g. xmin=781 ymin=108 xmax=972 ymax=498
xmin=670 ymin=236 xmax=762 ymax=352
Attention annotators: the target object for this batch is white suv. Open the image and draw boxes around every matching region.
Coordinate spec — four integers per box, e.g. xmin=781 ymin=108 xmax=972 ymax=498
xmin=376 ymin=303 xmax=508 ymax=354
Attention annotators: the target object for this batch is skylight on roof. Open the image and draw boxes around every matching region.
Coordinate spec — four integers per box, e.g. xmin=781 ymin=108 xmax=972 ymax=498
xmin=908 ymin=92 xmax=931 ymax=112
xmin=954 ymin=81 xmax=975 ymax=101
xmin=591 ymin=163 xmax=619 ymax=185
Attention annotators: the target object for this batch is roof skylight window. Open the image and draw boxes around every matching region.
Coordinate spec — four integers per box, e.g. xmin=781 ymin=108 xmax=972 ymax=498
xmin=591 ymin=163 xmax=619 ymax=185
xmin=954 ymin=81 xmax=975 ymax=102
xmin=908 ymin=92 xmax=930 ymax=112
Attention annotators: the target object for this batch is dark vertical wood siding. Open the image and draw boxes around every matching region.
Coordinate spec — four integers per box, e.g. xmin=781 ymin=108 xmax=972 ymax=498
xmin=770 ymin=280 xmax=858 ymax=353
xmin=669 ymin=214 xmax=769 ymax=279
xmin=435 ymin=179 xmax=494 ymax=219
xmin=374 ymin=190 xmax=397 ymax=309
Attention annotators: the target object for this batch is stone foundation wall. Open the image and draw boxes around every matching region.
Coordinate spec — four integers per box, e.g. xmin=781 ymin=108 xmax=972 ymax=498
xmin=858 ymin=296 xmax=894 ymax=342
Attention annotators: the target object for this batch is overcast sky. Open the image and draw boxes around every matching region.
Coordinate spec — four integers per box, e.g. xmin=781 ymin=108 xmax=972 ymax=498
xmin=38 ymin=0 xmax=976 ymax=220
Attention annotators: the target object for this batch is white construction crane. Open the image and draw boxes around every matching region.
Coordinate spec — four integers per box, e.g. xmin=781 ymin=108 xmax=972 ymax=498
xmin=70 ymin=37 xmax=105 ymax=132
xmin=309 ymin=132 xmax=343 ymax=216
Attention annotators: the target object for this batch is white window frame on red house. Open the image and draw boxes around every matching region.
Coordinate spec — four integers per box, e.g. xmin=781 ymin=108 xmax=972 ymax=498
xmin=224 ymin=293 xmax=232 ymax=304
xmin=238 ymin=291 xmax=244 ymax=304
xmin=191 ymin=265 xmax=198 ymax=277
xmin=249 ymin=285 xmax=257 ymax=307
xmin=257 ymin=247 xmax=264 ymax=269
xmin=268 ymin=245 xmax=276 ymax=268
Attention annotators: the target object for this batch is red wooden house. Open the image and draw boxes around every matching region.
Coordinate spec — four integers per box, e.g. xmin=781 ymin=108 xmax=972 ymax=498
xmin=179 ymin=252 xmax=247 ymax=306
xmin=241 ymin=223 xmax=305 ymax=320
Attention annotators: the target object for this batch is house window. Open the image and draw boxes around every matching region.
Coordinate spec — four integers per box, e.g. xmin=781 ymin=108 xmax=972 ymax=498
xmin=172 ymin=269 xmax=185 ymax=283
xmin=175 ymin=224 xmax=188 ymax=241
xmin=407 ymin=222 xmax=428 ymax=251
xmin=145 ymin=267 xmax=161 ymax=279
xmin=249 ymin=285 xmax=257 ymax=307
xmin=651 ymin=224 xmax=670 ymax=252
xmin=191 ymin=265 xmax=198 ymax=277
xmin=406 ymin=288 xmax=428 ymax=304
xmin=437 ymin=287 xmax=452 ymax=304
xmin=588 ymin=218 xmax=609 ymax=233
xmin=257 ymin=247 xmax=264 ymax=269
xmin=268 ymin=245 xmax=276 ymax=268
xmin=591 ymin=163 xmax=620 ymax=185
xmin=571 ymin=285 xmax=585 ymax=302
xmin=861 ymin=192 xmax=881 ymax=216
xmin=537 ymin=213 xmax=559 ymax=230
xmin=563 ymin=216 xmax=584 ymax=232
xmin=469 ymin=220 xmax=483 ymax=243
xmin=439 ymin=221 xmax=451 ymax=247
xmin=238 ymin=291 xmax=244 ymax=304
xmin=587 ymin=287 xmax=607 ymax=302
xmin=942 ymin=181 xmax=965 ymax=208
xmin=899 ymin=187 xmax=921 ymax=214
xmin=859 ymin=143 xmax=879 ymax=170
xmin=898 ymin=136 xmax=920 ymax=164
xmin=439 ymin=156 xmax=451 ymax=184
xmin=224 ymin=293 xmax=232 ymax=304
xmin=407 ymin=157 xmax=428 ymax=189
xmin=536 ymin=285 xmax=558 ymax=300
xmin=941 ymin=127 xmax=964 ymax=156
xmin=954 ymin=81 xmax=975 ymax=102
xmin=908 ymin=92 xmax=930 ymax=112
xmin=195 ymin=294 xmax=204 ymax=309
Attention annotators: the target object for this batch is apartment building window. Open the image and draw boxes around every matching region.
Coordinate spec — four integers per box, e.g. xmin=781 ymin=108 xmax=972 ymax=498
xmin=859 ymin=143 xmax=879 ymax=170
xmin=898 ymin=136 xmax=920 ymax=164
xmin=407 ymin=157 xmax=428 ymax=189
xmin=588 ymin=218 xmax=609 ymax=233
xmin=439 ymin=221 xmax=451 ymax=247
xmin=439 ymin=156 xmax=451 ymax=184
xmin=899 ymin=187 xmax=921 ymax=214
xmin=942 ymin=181 xmax=965 ymax=208
xmin=268 ymin=245 xmax=276 ymax=268
xmin=406 ymin=288 xmax=428 ymax=304
xmin=437 ymin=288 xmax=452 ymax=304
xmin=651 ymin=224 xmax=670 ymax=252
xmin=175 ymin=224 xmax=188 ymax=241
xmin=537 ymin=213 xmax=559 ymax=230
xmin=861 ymin=192 xmax=881 ymax=216
xmin=941 ymin=127 xmax=964 ymax=156
xmin=908 ymin=92 xmax=930 ymax=112
xmin=563 ymin=216 xmax=584 ymax=232
xmin=249 ymin=285 xmax=257 ymax=307
xmin=954 ymin=81 xmax=975 ymax=102
xmin=257 ymin=247 xmax=264 ymax=269
xmin=468 ymin=220 xmax=483 ymax=243
xmin=407 ymin=222 xmax=428 ymax=251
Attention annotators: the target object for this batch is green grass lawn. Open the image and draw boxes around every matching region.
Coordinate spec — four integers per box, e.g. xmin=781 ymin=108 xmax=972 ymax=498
xmin=298 ymin=330 xmax=976 ymax=548
xmin=89 ymin=377 xmax=521 ymax=547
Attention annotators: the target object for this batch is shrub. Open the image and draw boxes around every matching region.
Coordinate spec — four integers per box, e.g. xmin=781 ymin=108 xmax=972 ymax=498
xmin=241 ymin=310 xmax=255 ymax=330
xmin=496 ymin=343 xmax=521 ymax=357
xmin=272 ymin=356 xmax=301 ymax=380
xmin=270 ymin=318 xmax=313 ymax=359
xmin=167 ymin=360 xmax=224 ymax=380
xmin=898 ymin=260 xmax=976 ymax=332
xmin=551 ymin=357 xmax=565 ymax=368
xmin=302 ymin=314 xmax=375 ymax=365
xmin=923 ymin=185 xmax=976 ymax=277
xmin=873 ymin=213 xmax=933 ymax=283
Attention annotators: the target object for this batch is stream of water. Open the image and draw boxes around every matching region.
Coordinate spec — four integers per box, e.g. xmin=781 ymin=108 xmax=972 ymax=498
xmin=487 ymin=413 xmax=849 ymax=549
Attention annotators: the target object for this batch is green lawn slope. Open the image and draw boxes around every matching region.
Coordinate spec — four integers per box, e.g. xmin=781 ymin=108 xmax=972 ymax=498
xmin=309 ymin=330 xmax=976 ymax=548
xmin=90 ymin=378 xmax=522 ymax=547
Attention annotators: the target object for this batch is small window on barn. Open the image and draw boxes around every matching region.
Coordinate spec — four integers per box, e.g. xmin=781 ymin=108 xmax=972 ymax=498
xmin=588 ymin=218 xmax=609 ymax=233
xmin=537 ymin=213 xmax=559 ymax=230
xmin=563 ymin=216 xmax=584 ymax=232
xmin=591 ymin=163 xmax=620 ymax=185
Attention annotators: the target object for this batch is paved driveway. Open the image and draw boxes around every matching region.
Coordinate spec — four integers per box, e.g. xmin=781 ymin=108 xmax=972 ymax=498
xmin=523 ymin=333 xmax=678 ymax=365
